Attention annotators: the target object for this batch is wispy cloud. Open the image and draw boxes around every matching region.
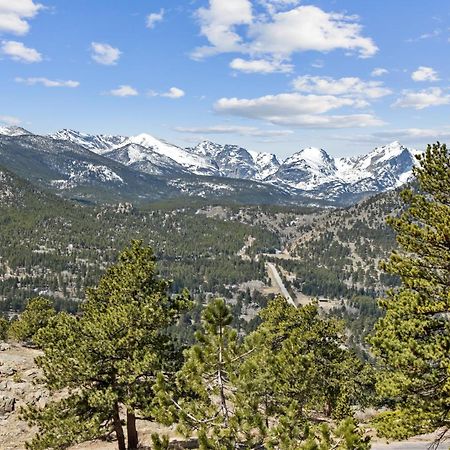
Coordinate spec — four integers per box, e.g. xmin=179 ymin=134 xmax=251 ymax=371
xmin=393 ymin=88 xmax=450 ymax=110
xmin=230 ymin=58 xmax=293 ymax=74
xmin=0 ymin=115 xmax=21 ymax=126
xmin=175 ymin=124 xmax=293 ymax=137
xmin=146 ymin=9 xmax=164 ymax=29
xmin=109 ymin=85 xmax=138 ymax=97
xmin=411 ymin=66 xmax=439 ymax=82
xmin=1 ymin=40 xmax=42 ymax=62
xmin=333 ymin=127 xmax=450 ymax=145
xmin=292 ymin=75 xmax=391 ymax=99
xmin=15 ymin=77 xmax=80 ymax=88
xmin=407 ymin=29 xmax=441 ymax=42
xmin=371 ymin=67 xmax=388 ymax=77
xmin=148 ymin=87 xmax=185 ymax=99
xmin=215 ymin=92 xmax=384 ymax=128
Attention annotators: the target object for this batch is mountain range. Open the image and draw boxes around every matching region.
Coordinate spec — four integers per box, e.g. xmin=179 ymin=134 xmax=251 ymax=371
xmin=0 ymin=126 xmax=419 ymax=206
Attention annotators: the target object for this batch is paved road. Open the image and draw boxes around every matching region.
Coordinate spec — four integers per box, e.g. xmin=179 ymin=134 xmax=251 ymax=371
xmin=266 ymin=262 xmax=296 ymax=308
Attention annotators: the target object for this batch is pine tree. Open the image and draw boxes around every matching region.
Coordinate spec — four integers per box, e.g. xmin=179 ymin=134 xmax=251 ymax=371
xmin=154 ymin=298 xmax=250 ymax=449
xmin=23 ymin=241 xmax=191 ymax=450
xmin=0 ymin=315 xmax=9 ymax=341
xmin=370 ymin=142 xmax=450 ymax=440
xmin=239 ymin=297 xmax=373 ymax=448
xmin=8 ymin=297 xmax=56 ymax=346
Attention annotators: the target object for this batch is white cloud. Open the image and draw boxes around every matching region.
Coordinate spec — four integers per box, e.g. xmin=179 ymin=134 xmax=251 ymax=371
xmin=192 ymin=3 xmax=377 ymax=61
xmin=0 ymin=0 xmax=43 ymax=35
xmin=371 ymin=67 xmax=388 ymax=77
xmin=214 ymin=92 xmax=383 ymax=128
xmin=292 ymin=75 xmax=391 ymax=99
xmin=258 ymin=0 xmax=301 ymax=14
xmin=149 ymin=87 xmax=185 ymax=99
xmin=393 ymin=88 xmax=450 ymax=110
xmin=192 ymin=0 xmax=253 ymax=59
xmin=1 ymin=40 xmax=41 ymax=62
xmin=411 ymin=66 xmax=439 ymax=82
xmin=15 ymin=77 xmax=79 ymax=88
xmin=175 ymin=124 xmax=293 ymax=137
xmin=90 ymin=42 xmax=121 ymax=65
xmin=250 ymin=6 xmax=377 ymax=59
xmin=109 ymin=85 xmax=138 ymax=97
xmin=162 ymin=87 xmax=185 ymax=98
xmin=0 ymin=115 xmax=21 ymax=126
xmin=146 ymin=9 xmax=164 ymax=29
xmin=230 ymin=57 xmax=293 ymax=73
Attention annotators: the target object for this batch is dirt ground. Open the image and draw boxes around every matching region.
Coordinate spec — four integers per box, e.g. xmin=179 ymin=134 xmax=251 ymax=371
xmin=0 ymin=343 xmax=445 ymax=450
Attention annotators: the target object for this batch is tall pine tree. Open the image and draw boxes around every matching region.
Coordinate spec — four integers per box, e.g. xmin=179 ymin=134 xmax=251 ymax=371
xmin=370 ymin=142 xmax=450 ymax=440
xmin=23 ymin=241 xmax=190 ymax=450
xmin=154 ymin=298 xmax=249 ymax=449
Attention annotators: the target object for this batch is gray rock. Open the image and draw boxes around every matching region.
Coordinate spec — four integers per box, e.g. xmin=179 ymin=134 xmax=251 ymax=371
xmin=0 ymin=343 xmax=11 ymax=352
xmin=0 ymin=396 xmax=15 ymax=416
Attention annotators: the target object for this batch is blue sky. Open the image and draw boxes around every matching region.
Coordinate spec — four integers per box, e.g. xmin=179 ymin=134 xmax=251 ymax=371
xmin=1 ymin=0 xmax=450 ymax=158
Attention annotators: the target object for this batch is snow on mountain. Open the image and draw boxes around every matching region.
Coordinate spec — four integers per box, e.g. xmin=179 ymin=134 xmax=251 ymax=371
xmin=249 ymin=151 xmax=280 ymax=180
xmin=50 ymin=129 xmax=128 ymax=154
xmin=270 ymin=147 xmax=338 ymax=190
xmin=4 ymin=127 xmax=419 ymax=204
xmin=127 ymin=134 xmax=219 ymax=176
xmin=50 ymin=161 xmax=125 ymax=190
xmin=267 ymin=142 xmax=417 ymax=200
xmin=0 ymin=126 xmax=32 ymax=137
xmin=104 ymin=143 xmax=186 ymax=176
xmin=350 ymin=141 xmax=417 ymax=188
xmin=192 ymin=141 xmax=279 ymax=180
xmin=210 ymin=144 xmax=257 ymax=179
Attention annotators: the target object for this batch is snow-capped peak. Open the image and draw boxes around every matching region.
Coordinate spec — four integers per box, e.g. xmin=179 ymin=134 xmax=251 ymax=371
xmin=284 ymin=147 xmax=337 ymax=174
xmin=126 ymin=134 xmax=219 ymax=176
xmin=0 ymin=126 xmax=32 ymax=137
xmin=352 ymin=141 xmax=415 ymax=172
xmin=50 ymin=129 xmax=128 ymax=154
xmin=250 ymin=151 xmax=280 ymax=180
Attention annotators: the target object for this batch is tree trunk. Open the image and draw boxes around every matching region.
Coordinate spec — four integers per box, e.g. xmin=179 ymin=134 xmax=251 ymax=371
xmin=113 ymin=402 xmax=126 ymax=450
xmin=127 ymin=409 xmax=139 ymax=450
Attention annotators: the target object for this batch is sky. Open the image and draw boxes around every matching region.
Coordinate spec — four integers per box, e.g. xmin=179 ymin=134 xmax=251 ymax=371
xmin=1 ymin=0 xmax=450 ymax=158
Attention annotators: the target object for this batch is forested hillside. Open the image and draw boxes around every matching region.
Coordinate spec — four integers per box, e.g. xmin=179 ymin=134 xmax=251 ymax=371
xmin=0 ymin=168 xmax=284 ymax=315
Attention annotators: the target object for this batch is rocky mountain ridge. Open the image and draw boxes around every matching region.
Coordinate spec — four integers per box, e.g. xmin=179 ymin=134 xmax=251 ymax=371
xmin=0 ymin=126 xmax=420 ymax=205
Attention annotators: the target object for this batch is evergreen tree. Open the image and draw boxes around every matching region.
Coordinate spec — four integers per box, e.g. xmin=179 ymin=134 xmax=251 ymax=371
xmin=8 ymin=297 xmax=56 ymax=345
xmin=23 ymin=241 xmax=191 ymax=450
xmin=370 ymin=143 xmax=450 ymax=440
xmin=238 ymin=297 xmax=373 ymax=448
xmin=0 ymin=315 xmax=9 ymax=341
xmin=154 ymin=298 xmax=250 ymax=449
xmin=155 ymin=296 xmax=372 ymax=449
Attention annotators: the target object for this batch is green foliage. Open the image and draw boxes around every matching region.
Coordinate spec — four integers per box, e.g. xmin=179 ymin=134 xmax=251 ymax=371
xmin=0 ymin=193 xmax=279 ymax=313
xmin=151 ymin=433 xmax=170 ymax=450
xmin=8 ymin=297 xmax=56 ymax=345
xmin=23 ymin=241 xmax=191 ymax=450
xmin=154 ymin=298 xmax=249 ymax=449
xmin=154 ymin=297 xmax=372 ymax=449
xmin=370 ymin=142 xmax=450 ymax=439
xmin=241 ymin=298 xmax=374 ymax=432
xmin=267 ymin=417 xmax=370 ymax=450
xmin=0 ymin=315 xmax=9 ymax=341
